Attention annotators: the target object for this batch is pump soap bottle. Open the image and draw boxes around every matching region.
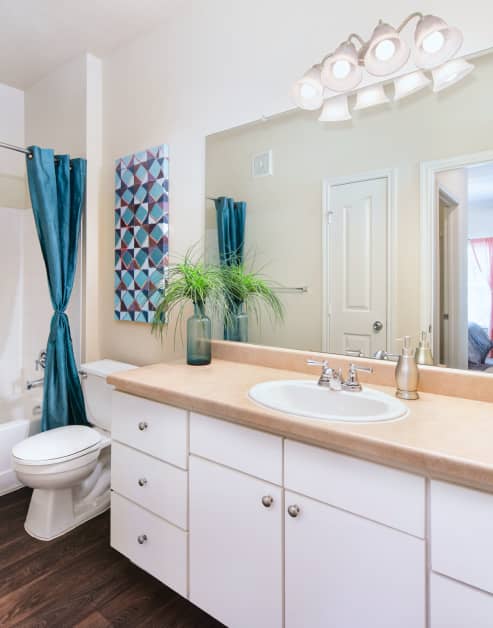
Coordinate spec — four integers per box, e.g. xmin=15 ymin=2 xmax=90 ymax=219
xmin=415 ymin=331 xmax=434 ymax=366
xmin=395 ymin=335 xmax=419 ymax=400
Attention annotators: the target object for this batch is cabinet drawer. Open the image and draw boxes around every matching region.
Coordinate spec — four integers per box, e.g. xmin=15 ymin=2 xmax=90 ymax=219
xmin=430 ymin=573 xmax=493 ymax=628
xmin=111 ymin=442 xmax=188 ymax=529
xmin=110 ymin=492 xmax=187 ymax=597
xmin=112 ymin=391 xmax=187 ymax=468
xmin=285 ymin=440 xmax=425 ymax=537
xmin=431 ymin=480 xmax=493 ymax=593
xmin=190 ymin=413 xmax=282 ymax=484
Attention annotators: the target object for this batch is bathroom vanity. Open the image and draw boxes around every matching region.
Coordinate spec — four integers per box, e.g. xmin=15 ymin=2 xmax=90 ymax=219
xmin=108 ymin=353 xmax=493 ymax=628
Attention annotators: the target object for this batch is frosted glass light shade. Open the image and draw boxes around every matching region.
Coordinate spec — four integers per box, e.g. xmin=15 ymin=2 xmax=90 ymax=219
xmin=318 ymin=95 xmax=352 ymax=122
xmin=321 ymin=42 xmax=362 ymax=92
xmin=354 ymin=84 xmax=389 ymax=110
xmin=393 ymin=70 xmax=431 ymax=100
xmin=292 ymin=66 xmax=324 ymax=110
xmin=414 ymin=14 xmax=463 ymax=69
xmin=363 ymin=22 xmax=410 ymax=76
xmin=432 ymin=59 xmax=474 ymax=92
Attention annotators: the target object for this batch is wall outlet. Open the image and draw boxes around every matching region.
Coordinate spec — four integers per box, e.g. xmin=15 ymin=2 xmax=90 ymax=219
xmin=252 ymin=150 xmax=273 ymax=177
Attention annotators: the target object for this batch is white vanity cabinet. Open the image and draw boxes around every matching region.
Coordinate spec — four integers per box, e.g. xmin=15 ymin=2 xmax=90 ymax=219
xmin=429 ymin=480 xmax=493 ymax=626
xmin=284 ymin=441 xmax=426 ymax=628
xmin=109 ymin=391 xmax=488 ymax=628
xmin=189 ymin=456 xmax=283 ymax=628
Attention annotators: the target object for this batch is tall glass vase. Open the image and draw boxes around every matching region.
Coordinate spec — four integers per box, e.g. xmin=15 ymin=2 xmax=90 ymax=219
xmin=224 ymin=302 xmax=248 ymax=343
xmin=187 ymin=303 xmax=211 ymax=366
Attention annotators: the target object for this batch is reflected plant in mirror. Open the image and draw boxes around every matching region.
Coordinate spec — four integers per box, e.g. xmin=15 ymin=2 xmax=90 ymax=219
xmin=205 ymin=50 xmax=493 ymax=373
xmin=221 ymin=263 xmax=285 ymax=343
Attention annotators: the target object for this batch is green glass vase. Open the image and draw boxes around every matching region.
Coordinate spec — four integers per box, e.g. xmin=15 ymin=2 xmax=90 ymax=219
xmin=224 ymin=302 xmax=248 ymax=343
xmin=187 ymin=303 xmax=211 ymax=366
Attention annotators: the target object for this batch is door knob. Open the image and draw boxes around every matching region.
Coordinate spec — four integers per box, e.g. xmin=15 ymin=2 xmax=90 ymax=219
xmin=373 ymin=320 xmax=383 ymax=332
xmin=287 ymin=504 xmax=300 ymax=518
xmin=261 ymin=495 xmax=274 ymax=508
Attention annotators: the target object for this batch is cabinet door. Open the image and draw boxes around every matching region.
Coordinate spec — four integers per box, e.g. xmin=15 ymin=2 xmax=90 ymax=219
xmin=190 ymin=456 xmax=282 ymax=628
xmin=430 ymin=573 xmax=493 ymax=628
xmin=285 ymin=492 xmax=425 ymax=628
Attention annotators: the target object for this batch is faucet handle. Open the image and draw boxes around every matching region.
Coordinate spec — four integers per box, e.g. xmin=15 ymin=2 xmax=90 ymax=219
xmin=306 ymin=359 xmax=333 ymax=387
xmin=342 ymin=363 xmax=374 ymax=392
xmin=306 ymin=359 xmax=328 ymax=367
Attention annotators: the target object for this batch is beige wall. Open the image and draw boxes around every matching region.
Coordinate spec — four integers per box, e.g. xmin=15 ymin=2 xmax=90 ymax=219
xmin=0 ymin=82 xmax=27 ymax=208
xmin=205 ymin=53 xmax=493 ymax=353
xmin=98 ymin=0 xmax=493 ymax=365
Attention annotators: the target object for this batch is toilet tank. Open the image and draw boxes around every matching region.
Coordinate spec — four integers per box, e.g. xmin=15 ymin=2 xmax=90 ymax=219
xmin=80 ymin=360 xmax=136 ymax=431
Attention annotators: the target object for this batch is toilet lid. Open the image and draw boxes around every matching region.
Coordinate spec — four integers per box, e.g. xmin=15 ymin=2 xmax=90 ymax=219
xmin=12 ymin=425 xmax=102 ymax=464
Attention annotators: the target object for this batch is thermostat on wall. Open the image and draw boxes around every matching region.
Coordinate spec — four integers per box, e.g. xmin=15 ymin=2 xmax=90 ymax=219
xmin=252 ymin=150 xmax=273 ymax=177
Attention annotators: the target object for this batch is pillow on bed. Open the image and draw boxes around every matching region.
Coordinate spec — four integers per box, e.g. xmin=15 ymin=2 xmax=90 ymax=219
xmin=468 ymin=322 xmax=493 ymax=365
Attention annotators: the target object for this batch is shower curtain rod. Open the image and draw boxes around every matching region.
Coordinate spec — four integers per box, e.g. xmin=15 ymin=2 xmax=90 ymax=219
xmin=0 ymin=141 xmax=66 ymax=163
xmin=0 ymin=141 xmax=31 ymax=156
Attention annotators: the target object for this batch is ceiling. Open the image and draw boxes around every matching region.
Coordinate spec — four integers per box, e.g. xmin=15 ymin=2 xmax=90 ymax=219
xmin=0 ymin=0 xmax=185 ymax=89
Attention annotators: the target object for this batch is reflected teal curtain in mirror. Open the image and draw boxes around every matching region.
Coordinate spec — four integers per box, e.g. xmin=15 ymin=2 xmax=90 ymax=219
xmin=215 ymin=197 xmax=246 ymax=267
xmin=26 ymin=146 xmax=88 ymax=431
xmin=215 ymin=196 xmax=247 ymax=339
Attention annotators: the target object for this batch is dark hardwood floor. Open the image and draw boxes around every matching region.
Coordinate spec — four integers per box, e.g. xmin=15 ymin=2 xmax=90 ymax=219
xmin=0 ymin=489 xmax=223 ymax=628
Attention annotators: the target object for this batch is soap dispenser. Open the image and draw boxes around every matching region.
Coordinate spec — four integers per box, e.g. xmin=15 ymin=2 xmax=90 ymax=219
xmin=415 ymin=331 xmax=434 ymax=366
xmin=395 ymin=336 xmax=419 ymax=400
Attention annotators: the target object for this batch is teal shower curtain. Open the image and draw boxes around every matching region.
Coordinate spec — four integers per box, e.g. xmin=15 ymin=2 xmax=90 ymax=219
xmin=215 ymin=197 xmax=246 ymax=267
xmin=26 ymin=146 xmax=88 ymax=431
xmin=215 ymin=197 xmax=246 ymax=339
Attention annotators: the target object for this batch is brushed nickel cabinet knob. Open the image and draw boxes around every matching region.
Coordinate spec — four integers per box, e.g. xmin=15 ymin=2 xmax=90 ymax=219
xmin=138 ymin=421 xmax=148 ymax=431
xmin=137 ymin=534 xmax=148 ymax=544
xmin=287 ymin=504 xmax=301 ymax=518
xmin=138 ymin=478 xmax=147 ymax=487
xmin=261 ymin=495 xmax=274 ymax=508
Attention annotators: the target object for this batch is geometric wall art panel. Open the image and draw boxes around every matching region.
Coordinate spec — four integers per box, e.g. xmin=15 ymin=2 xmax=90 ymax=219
xmin=114 ymin=144 xmax=169 ymax=323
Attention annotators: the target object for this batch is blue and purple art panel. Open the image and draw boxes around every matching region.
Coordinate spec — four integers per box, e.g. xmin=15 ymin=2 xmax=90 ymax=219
xmin=114 ymin=144 xmax=169 ymax=323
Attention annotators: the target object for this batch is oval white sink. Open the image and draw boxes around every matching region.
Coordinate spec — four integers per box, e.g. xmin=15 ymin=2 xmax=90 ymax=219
xmin=249 ymin=380 xmax=408 ymax=423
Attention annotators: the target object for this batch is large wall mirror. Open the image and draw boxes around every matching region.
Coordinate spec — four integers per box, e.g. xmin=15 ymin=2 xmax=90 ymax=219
xmin=205 ymin=50 xmax=493 ymax=372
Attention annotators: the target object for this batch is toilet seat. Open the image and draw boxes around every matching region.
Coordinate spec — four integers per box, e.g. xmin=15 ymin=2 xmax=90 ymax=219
xmin=12 ymin=425 xmax=102 ymax=466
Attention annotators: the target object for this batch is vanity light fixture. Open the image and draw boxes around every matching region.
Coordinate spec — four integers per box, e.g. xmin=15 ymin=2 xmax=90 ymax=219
xmin=393 ymin=70 xmax=431 ymax=100
xmin=321 ymin=42 xmax=362 ymax=92
xmin=363 ymin=21 xmax=410 ymax=76
xmin=353 ymin=84 xmax=389 ymax=110
xmin=414 ymin=14 xmax=463 ymax=69
xmin=292 ymin=65 xmax=324 ymax=110
xmin=292 ymin=12 xmax=470 ymax=122
xmin=318 ymin=95 xmax=352 ymax=122
xmin=431 ymin=58 xmax=474 ymax=92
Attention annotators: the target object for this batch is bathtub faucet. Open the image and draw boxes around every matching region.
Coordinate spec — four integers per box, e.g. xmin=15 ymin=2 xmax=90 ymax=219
xmin=26 ymin=377 xmax=44 ymax=391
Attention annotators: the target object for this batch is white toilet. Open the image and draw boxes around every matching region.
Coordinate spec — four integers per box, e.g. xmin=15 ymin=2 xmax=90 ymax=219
xmin=12 ymin=359 xmax=135 ymax=541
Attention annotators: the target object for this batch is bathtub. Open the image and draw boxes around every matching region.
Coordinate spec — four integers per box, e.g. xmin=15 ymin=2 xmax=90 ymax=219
xmin=0 ymin=399 xmax=42 ymax=496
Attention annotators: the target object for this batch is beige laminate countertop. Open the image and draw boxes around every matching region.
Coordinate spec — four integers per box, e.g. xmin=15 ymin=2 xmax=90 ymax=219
xmin=108 ymin=359 xmax=493 ymax=492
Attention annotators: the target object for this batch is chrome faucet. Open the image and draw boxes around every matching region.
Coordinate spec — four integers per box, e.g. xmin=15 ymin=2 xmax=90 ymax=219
xmin=306 ymin=360 xmax=342 ymax=390
xmin=307 ymin=360 xmax=373 ymax=392
xmin=341 ymin=363 xmax=374 ymax=392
